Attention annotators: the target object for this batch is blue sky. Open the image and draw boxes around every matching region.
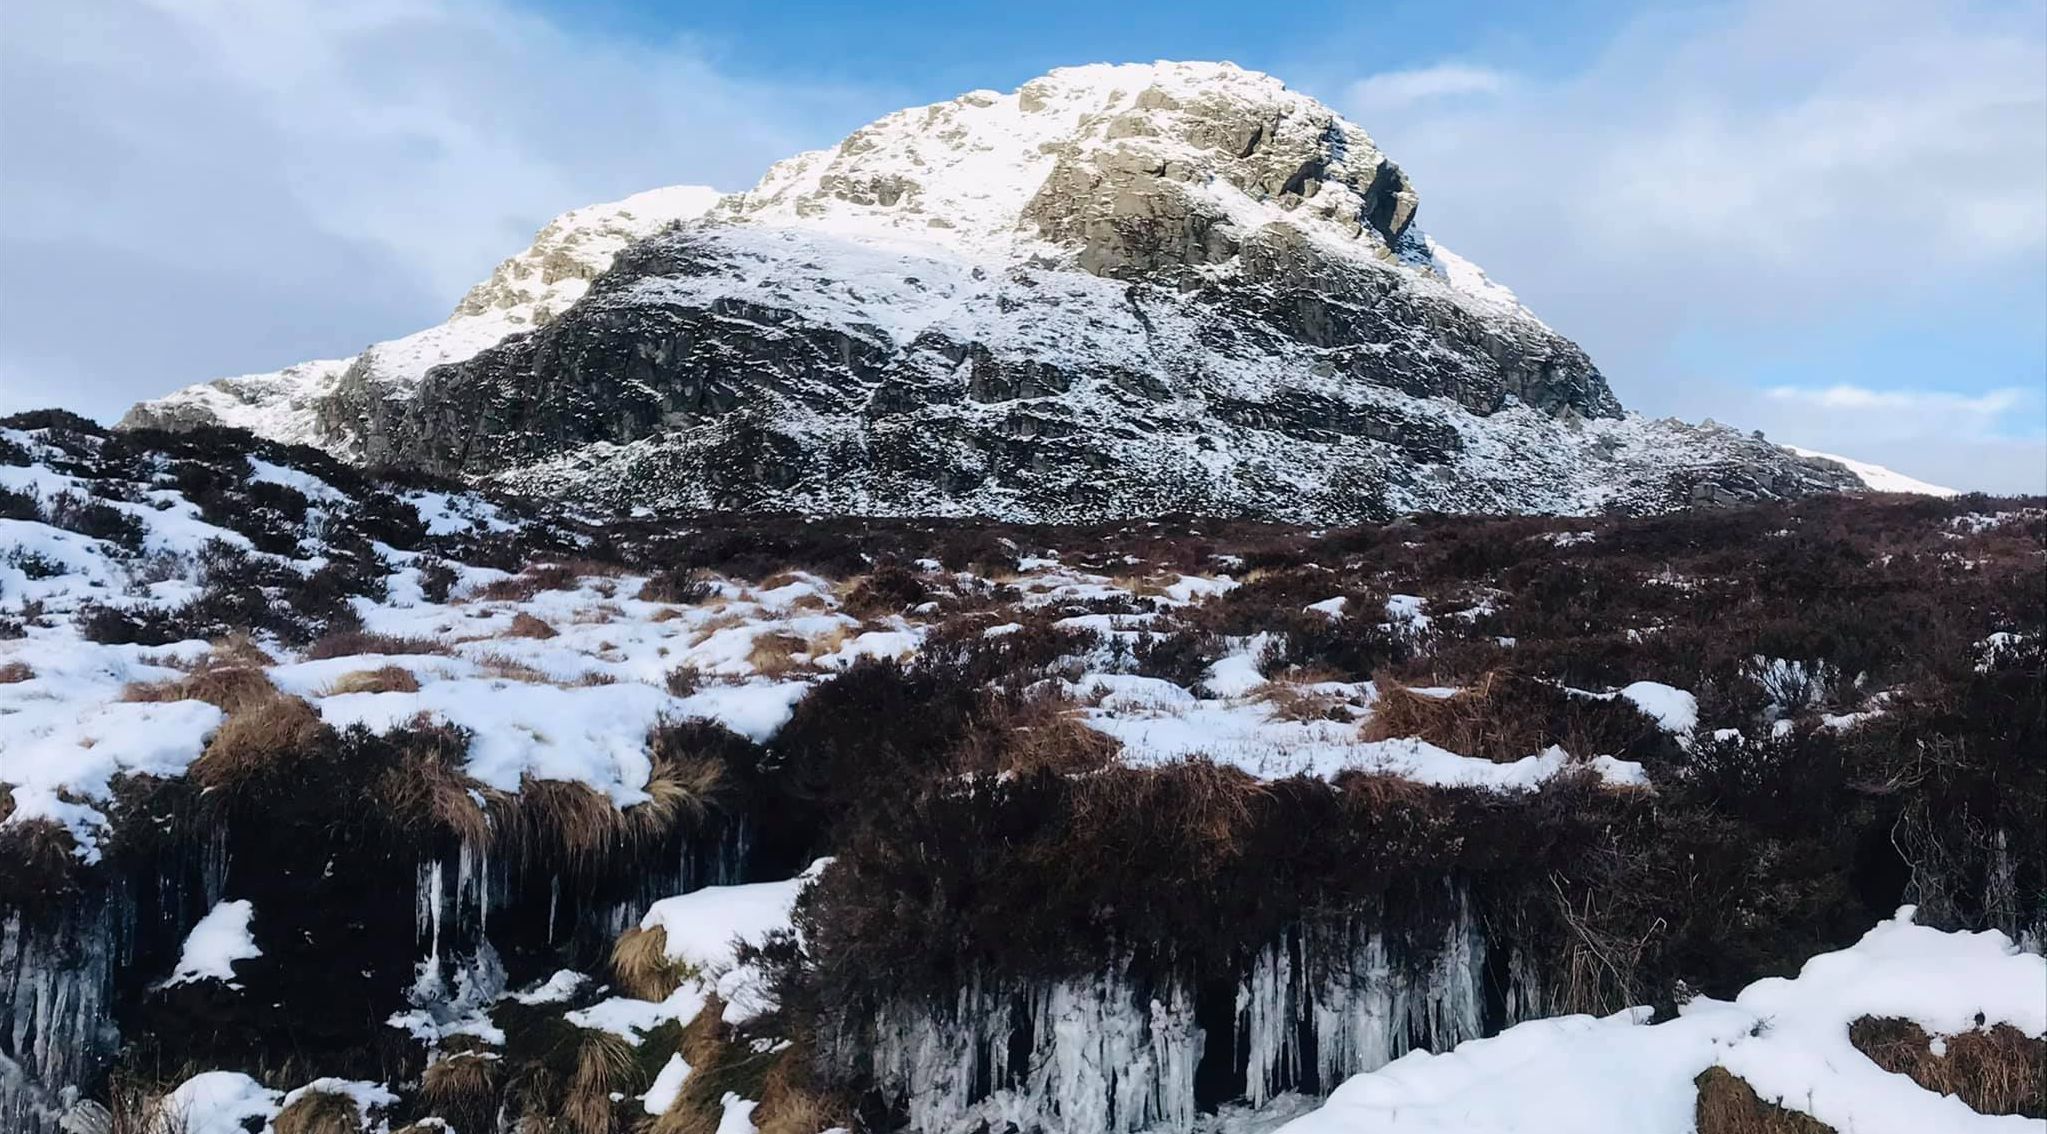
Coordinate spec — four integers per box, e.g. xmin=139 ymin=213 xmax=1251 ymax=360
xmin=2 ymin=0 xmax=2042 ymax=490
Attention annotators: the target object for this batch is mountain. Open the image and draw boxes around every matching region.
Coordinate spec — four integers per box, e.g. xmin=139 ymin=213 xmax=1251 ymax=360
xmin=126 ymin=61 xmax=1871 ymax=521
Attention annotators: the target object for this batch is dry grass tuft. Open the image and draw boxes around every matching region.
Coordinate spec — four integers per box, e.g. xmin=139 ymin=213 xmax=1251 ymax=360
xmin=507 ymin=612 xmax=559 ymax=639
xmin=1359 ymin=671 xmax=1653 ymax=762
xmin=191 ymin=691 xmax=326 ymax=788
xmin=475 ymin=563 xmax=580 ymax=602
xmin=1694 ymin=1068 xmax=1835 ymax=1133
xmin=273 ymin=1089 xmax=363 ymax=1134
xmin=374 ymin=725 xmax=491 ymax=846
xmin=303 ymin=630 xmax=450 ymax=660
xmin=563 ymin=1027 xmax=639 ymax=1134
xmin=504 ymin=776 xmax=625 ymax=864
xmin=472 ymin=651 xmax=556 ymax=684
xmin=421 ymin=1037 xmax=500 ymax=1127
xmin=664 ymin=666 xmax=702 ymax=697
xmin=626 ymin=752 xmax=724 ymax=843
xmin=751 ymin=1044 xmax=853 ymax=1134
xmin=1848 ymin=1017 xmax=2045 ymax=1117
xmin=0 ymin=660 xmax=34 ymax=683
xmin=1253 ymin=669 xmax=1355 ymax=723
xmin=957 ymin=691 xmax=1119 ymax=776
xmin=609 ymin=923 xmax=684 ymax=1002
xmin=745 ymin=632 xmax=810 ymax=678
xmin=123 ymin=660 xmax=278 ymax=715
xmin=328 ymin=665 xmax=422 ymax=695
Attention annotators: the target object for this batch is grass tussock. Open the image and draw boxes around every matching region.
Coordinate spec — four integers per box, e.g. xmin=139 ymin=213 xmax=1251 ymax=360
xmin=371 ymin=723 xmax=491 ymax=847
xmin=1361 ymin=672 xmax=1663 ymax=762
xmin=272 ymin=1088 xmax=364 ymax=1134
xmin=475 ymin=563 xmax=581 ymax=602
xmin=745 ymin=631 xmax=810 ymax=678
xmin=302 ymin=629 xmax=450 ymax=660
xmin=123 ymin=660 xmax=278 ymax=715
xmin=507 ymin=612 xmax=559 ymax=639
xmin=955 ymin=690 xmax=1119 ymax=776
xmin=1693 ymin=1068 xmax=1835 ymax=1133
xmin=564 ymin=1028 xmax=640 ymax=1134
xmin=1848 ymin=1017 xmax=2045 ymax=1117
xmin=327 ymin=665 xmax=422 ymax=695
xmin=0 ymin=660 xmax=32 ymax=683
xmin=1253 ymin=668 xmax=1355 ymax=722
xmin=191 ymin=691 xmax=326 ymax=788
xmin=421 ymin=1037 xmax=499 ymax=1128
xmin=611 ymin=924 xmax=686 ymax=1002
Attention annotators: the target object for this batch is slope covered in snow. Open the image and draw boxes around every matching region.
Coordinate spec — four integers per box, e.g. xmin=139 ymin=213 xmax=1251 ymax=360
xmin=1277 ymin=909 xmax=2045 ymax=1134
xmin=1789 ymin=446 xmax=1959 ymax=496
xmin=122 ymin=185 xmax=725 ymax=454
xmin=3 ymin=413 xmax=2042 ymax=1134
xmin=122 ymin=62 xmax=1866 ymax=522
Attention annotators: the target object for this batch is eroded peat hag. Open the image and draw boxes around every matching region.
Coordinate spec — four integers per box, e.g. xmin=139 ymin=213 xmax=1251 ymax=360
xmin=1 ymin=412 xmax=2041 ymax=1132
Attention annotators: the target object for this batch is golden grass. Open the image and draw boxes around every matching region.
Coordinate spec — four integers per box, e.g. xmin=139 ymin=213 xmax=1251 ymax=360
xmin=472 ymin=651 xmax=556 ymax=684
xmin=1693 ymin=1068 xmax=1835 ymax=1133
xmin=1849 ymin=1017 xmax=2044 ymax=1117
xmin=421 ymin=1038 xmax=499 ymax=1124
xmin=745 ymin=632 xmax=810 ymax=678
xmin=327 ymin=665 xmax=422 ymax=695
xmin=507 ymin=612 xmax=560 ymax=639
xmin=751 ymin=1049 xmax=851 ymax=1134
xmin=563 ymin=1028 xmax=640 ymax=1134
xmin=1253 ymin=669 xmax=1354 ymax=723
xmin=273 ymin=1089 xmax=362 ymax=1134
xmin=302 ymin=630 xmax=451 ymax=660
xmin=123 ymin=660 xmax=278 ymax=715
xmin=957 ymin=692 xmax=1120 ymax=776
xmin=190 ymin=692 xmax=325 ymax=788
xmin=627 ymin=753 xmax=724 ymax=842
xmin=610 ymin=924 xmax=684 ymax=1002
xmin=0 ymin=660 xmax=33 ymax=683
xmin=373 ymin=727 xmax=492 ymax=847
xmin=475 ymin=564 xmax=581 ymax=602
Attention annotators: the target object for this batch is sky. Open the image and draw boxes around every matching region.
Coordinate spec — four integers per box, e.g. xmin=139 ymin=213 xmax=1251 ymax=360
xmin=1 ymin=0 xmax=2042 ymax=492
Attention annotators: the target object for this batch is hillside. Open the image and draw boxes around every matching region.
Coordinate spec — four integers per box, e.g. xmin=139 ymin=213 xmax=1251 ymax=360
xmin=3 ymin=412 xmax=2041 ymax=1133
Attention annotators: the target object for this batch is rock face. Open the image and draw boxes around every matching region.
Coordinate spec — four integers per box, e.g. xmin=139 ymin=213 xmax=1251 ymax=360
xmin=127 ymin=61 xmax=1863 ymax=522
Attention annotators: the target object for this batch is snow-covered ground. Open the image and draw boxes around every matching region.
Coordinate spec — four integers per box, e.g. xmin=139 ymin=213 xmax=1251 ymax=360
xmin=1276 ymin=908 xmax=2045 ymax=1134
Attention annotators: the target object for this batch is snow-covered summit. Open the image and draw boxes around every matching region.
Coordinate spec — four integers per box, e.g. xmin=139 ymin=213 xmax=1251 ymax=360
xmin=120 ymin=62 xmax=1879 ymax=522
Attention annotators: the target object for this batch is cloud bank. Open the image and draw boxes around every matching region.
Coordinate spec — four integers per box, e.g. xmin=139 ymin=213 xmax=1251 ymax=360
xmin=0 ymin=0 xmax=888 ymax=419
xmin=1339 ymin=0 xmax=2047 ymax=492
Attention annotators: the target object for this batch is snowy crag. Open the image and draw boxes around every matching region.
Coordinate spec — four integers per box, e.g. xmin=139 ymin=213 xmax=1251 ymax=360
xmin=126 ymin=62 xmax=1866 ymax=522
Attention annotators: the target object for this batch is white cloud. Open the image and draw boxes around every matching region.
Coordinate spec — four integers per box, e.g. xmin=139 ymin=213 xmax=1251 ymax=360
xmin=1763 ymin=385 xmax=2026 ymax=420
xmin=1346 ymin=64 xmax=1508 ymax=115
xmin=1337 ymin=0 xmax=2047 ymax=492
xmin=0 ymin=0 xmax=892 ymax=420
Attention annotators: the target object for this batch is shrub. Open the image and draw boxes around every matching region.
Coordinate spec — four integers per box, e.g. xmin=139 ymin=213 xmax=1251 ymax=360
xmin=46 ymin=491 xmax=145 ymax=551
xmin=842 ymin=563 xmax=929 ymax=618
xmin=640 ymin=568 xmax=717 ymax=605
xmin=0 ymin=661 xmax=30 ymax=683
xmin=0 ymin=484 xmax=38 ymax=520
